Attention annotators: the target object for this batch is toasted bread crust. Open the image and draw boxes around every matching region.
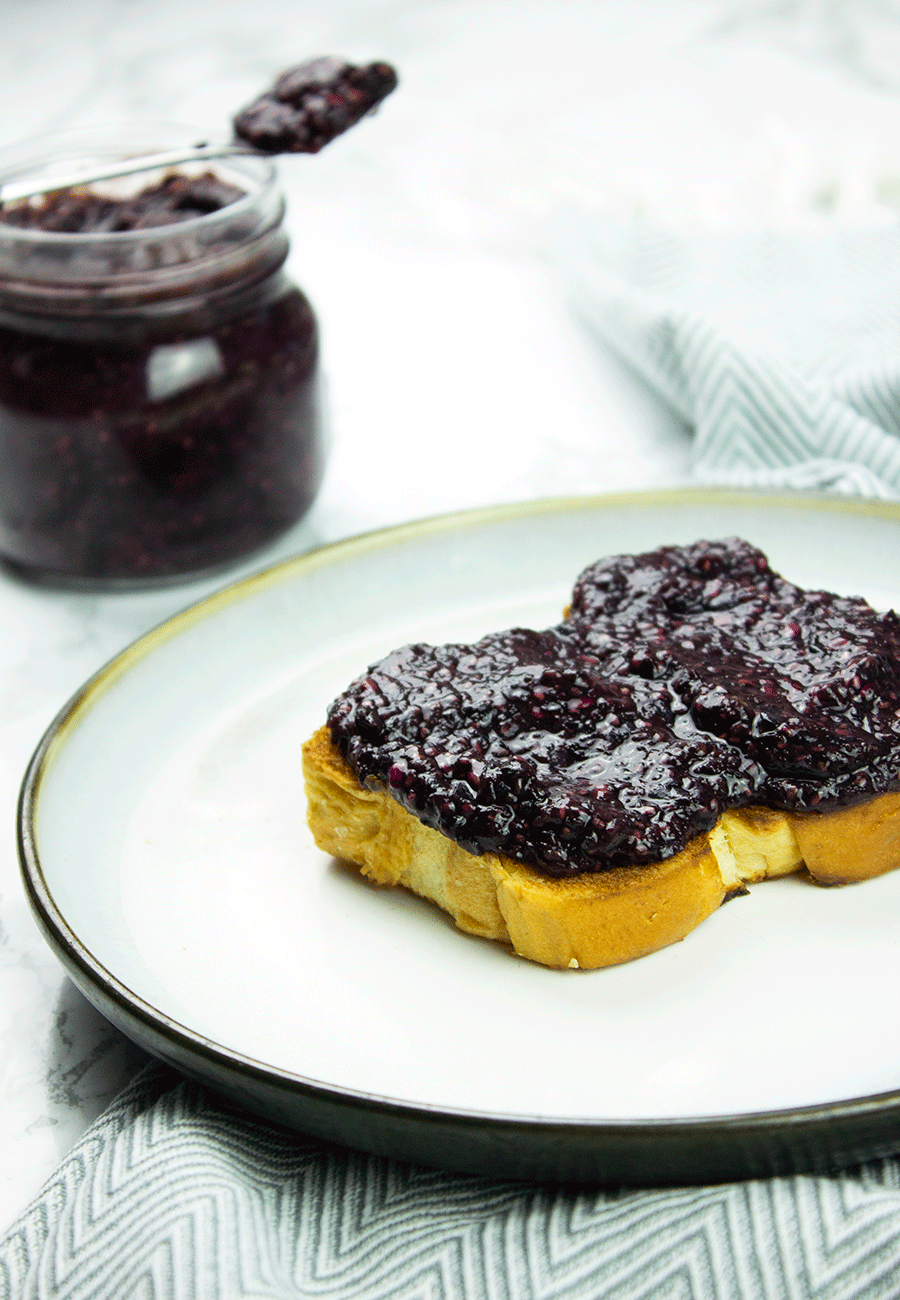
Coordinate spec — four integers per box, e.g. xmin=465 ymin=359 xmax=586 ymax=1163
xmin=303 ymin=727 xmax=729 ymax=967
xmin=791 ymin=794 xmax=900 ymax=885
xmin=302 ymin=725 xmax=900 ymax=969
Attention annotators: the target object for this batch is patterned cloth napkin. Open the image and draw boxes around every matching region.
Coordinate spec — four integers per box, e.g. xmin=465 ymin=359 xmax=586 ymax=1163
xmin=3 ymin=1061 xmax=900 ymax=1300
xmin=555 ymin=217 xmax=900 ymax=498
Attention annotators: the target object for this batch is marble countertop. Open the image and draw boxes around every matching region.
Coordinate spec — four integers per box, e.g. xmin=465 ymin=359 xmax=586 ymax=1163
xmin=3 ymin=0 xmax=900 ymax=1235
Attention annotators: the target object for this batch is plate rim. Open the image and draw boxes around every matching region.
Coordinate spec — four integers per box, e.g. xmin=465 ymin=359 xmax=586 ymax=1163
xmin=18 ymin=487 xmax=900 ymax=1183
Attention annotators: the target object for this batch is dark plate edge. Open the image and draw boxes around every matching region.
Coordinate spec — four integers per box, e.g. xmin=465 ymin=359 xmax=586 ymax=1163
xmin=17 ymin=488 xmax=900 ymax=1185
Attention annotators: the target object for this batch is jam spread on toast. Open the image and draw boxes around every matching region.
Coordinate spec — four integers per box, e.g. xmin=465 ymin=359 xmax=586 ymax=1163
xmin=327 ymin=539 xmax=900 ymax=877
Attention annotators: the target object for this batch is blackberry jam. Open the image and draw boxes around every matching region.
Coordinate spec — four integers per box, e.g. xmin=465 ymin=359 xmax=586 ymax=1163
xmin=0 ymin=129 xmax=323 ymax=585
xmin=328 ymin=539 xmax=900 ymax=878
xmin=234 ymin=56 xmax=398 ymax=154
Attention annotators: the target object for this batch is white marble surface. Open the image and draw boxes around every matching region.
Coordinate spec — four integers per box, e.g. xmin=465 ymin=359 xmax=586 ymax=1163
xmin=2 ymin=0 xmax=900 ymax=1236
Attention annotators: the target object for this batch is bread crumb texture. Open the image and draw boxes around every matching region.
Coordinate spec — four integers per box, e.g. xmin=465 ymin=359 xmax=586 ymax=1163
xmin=302 ymin=728 xmax=900 ymax=970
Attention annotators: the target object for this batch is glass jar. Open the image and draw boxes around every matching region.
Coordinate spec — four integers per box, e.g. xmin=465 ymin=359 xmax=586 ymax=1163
xmin=0 ymin=127 xmax=324 ymax=586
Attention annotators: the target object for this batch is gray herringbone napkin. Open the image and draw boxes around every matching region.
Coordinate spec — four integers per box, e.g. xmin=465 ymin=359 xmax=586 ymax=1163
xmin=3 ymin=1062 xmax=900 ymax=1300
xmin=556 ymin=217 xmax=900 ymax=497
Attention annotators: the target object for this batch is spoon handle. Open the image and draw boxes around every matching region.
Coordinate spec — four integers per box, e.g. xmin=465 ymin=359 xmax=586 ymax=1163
xmin=0 ymin=142 xmax=257 ymax=205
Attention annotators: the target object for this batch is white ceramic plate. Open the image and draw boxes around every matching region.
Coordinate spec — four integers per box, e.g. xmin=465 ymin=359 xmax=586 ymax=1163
xmin=19 ymin=490 xmax=900 ymax=1182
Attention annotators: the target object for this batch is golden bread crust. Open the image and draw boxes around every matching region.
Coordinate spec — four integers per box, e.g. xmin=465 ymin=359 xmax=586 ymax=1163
xmin=790 ymin=792 xmax=900 ymax=885
xmin=483 ymin=837 xmax=726 ymax=969
xmin=303 ymin=726 xmax=727 ymax=967
xmin=303 ymin=727 xmax=900 ymax=968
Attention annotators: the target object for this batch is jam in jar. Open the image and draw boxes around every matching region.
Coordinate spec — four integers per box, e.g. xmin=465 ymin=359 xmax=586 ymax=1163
xmin=0 ymin=128 xmax=324 ymax=585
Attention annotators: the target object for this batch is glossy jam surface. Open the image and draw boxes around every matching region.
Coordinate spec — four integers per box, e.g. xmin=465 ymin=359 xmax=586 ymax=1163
xmin=328 ymin=539 xmax=900 ymax=877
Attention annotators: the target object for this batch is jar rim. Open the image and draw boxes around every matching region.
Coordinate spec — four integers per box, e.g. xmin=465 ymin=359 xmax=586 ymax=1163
xmin=0 ymin=123 xmax=279 ymax=237
xmin=0 ymin=124 xmax=288 ymax=308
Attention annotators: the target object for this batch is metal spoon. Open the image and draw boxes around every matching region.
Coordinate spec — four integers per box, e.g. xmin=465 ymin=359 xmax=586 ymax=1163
xmin=0 ymin=142 xmax=257 ymax=205
xmin=0 ymin=56 xmax=398 ymax=206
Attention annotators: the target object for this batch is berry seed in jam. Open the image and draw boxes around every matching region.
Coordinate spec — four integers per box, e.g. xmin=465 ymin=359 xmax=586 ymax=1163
xmin=327 ymin=539 xmax=900 ymax=878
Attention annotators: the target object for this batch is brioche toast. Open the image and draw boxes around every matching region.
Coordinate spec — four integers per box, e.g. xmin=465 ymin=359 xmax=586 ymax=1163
xmin=304 ymin=538 xmax=900 ymax=968
xmin=303 ymin=727 xmax=900 ymax=968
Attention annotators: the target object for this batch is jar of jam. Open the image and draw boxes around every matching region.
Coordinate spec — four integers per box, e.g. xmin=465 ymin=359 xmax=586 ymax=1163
xmin=0 ymin=127 xmax=324 ymax=585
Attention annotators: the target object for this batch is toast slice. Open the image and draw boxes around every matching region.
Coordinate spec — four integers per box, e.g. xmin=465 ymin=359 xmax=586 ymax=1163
xmin=303 ymin=726 xmax=900 ymax=969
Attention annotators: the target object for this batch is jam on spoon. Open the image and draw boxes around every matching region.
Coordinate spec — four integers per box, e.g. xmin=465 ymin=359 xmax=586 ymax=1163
xmin=0 ymin=56 xmax=399 ymax=207
xmin=233 ymin=56 xmax=399 ymax=154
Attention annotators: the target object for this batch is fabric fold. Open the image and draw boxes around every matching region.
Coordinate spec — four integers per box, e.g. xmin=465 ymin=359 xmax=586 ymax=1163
xmin=555 ymin=217 xmax=900 ymax=498
xmin=4 ymin=1062 xmax=900 ymax=1300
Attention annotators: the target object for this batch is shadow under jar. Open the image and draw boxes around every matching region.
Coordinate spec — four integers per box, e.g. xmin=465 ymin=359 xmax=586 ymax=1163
xmin=0 ymin=130 xmax=324 ymax=586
